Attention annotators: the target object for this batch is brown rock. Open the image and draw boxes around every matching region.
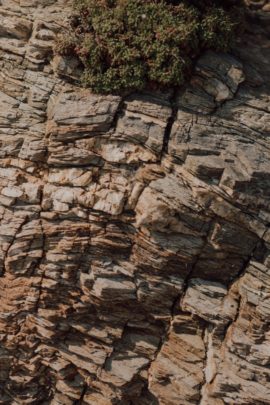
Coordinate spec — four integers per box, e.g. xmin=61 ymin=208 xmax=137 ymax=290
xmin=0 ymin=1 xmax=269 ymax=404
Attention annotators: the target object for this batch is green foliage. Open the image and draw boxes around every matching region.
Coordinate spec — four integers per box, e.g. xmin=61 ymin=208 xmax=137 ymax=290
xmin=55 ymin=0 xmax=244 ymax=93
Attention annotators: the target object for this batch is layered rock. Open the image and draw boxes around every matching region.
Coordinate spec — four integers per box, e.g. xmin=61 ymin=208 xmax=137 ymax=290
xmin=0 ymin=1 xmax=269 ymax=404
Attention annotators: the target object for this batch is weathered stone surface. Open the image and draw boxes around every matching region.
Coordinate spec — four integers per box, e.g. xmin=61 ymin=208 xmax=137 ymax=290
xmin=0 ymin=1 xmax=269 ymax=404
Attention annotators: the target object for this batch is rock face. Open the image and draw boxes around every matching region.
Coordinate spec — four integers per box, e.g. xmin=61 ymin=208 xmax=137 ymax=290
xmin=0 ymin=1 xmax=269 ymax=404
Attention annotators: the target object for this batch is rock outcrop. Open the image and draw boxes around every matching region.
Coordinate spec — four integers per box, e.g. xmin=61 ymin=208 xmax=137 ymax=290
xmin=0 ymin=1 xmax=270 ymax=404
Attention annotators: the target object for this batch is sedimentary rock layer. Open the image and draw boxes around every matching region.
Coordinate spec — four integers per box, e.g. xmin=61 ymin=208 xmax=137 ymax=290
xmin=0 ymin=1 xmax=269 ymax=404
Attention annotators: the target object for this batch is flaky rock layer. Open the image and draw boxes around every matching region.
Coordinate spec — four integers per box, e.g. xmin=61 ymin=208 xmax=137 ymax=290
xmin=0 ymin=1 xmax=269 ymax=404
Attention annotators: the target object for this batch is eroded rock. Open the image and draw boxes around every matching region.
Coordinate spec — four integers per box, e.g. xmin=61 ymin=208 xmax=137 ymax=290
xmin=0 ymin=1 xmax=269 ymax=404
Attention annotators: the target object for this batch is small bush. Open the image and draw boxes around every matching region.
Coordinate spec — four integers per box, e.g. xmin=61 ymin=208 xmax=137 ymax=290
xmin=55 ymin=0 xmax=244 ymax=93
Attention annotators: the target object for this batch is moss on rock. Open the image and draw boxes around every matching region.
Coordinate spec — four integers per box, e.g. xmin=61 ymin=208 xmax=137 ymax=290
xmin=55 ymin=0 xmax=244 ymax=93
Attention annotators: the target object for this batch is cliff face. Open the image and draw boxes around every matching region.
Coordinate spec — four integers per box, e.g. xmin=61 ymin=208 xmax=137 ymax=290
xmin=0 ymin=1 xmax=270 ymax=404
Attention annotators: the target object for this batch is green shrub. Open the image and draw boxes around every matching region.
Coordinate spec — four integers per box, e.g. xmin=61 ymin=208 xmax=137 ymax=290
xmin=55 ymin=0 xmax=244 ymax=93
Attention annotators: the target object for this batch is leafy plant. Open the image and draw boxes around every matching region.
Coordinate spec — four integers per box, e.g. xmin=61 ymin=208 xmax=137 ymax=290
xmin=55 ymin=0 xmax=244 ymax=93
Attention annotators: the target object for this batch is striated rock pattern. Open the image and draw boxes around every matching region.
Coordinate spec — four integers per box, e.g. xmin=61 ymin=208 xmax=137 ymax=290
xmin=0 ymin=1 xmax=270 ymax=404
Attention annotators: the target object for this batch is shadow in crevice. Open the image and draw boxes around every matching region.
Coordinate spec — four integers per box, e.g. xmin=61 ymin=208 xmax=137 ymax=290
xmin=133 ymin=387 xmax=160 ymax=405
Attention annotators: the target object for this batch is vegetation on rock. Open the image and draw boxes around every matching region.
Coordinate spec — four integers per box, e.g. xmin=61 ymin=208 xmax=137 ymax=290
xmin=55 ymin=0 xmax=244 ymax=93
